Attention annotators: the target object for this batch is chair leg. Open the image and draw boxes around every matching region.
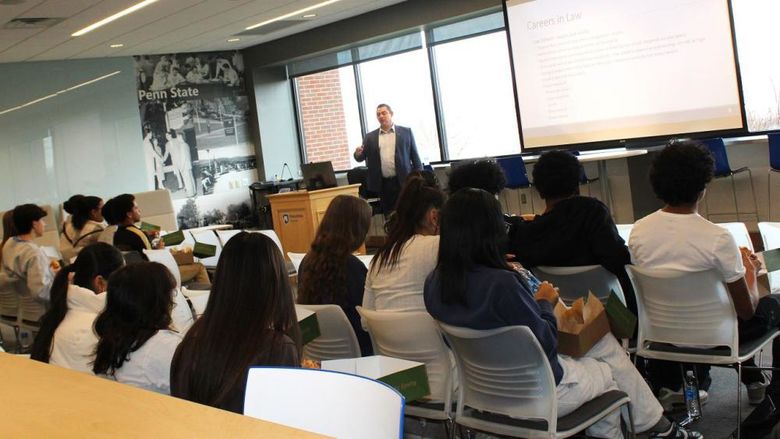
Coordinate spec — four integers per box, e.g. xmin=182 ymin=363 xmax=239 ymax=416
xmin=737 ymin=362 xmax=742 ymax=439
xmin=769 ymin=172 xmax=773 ymax=222
xmin=747 ymin=169 xmax=759 ymax=221
xmin=626 ymin=401 xmax=637 ymax=439
xmin=12 ymin=325 xmax=21 ymax=354
xmin=730 ymin=174 xmax=741 ymax=222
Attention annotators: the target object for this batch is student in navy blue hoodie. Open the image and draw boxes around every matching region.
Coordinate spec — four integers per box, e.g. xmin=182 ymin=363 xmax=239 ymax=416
xmin=424 ymin=189 xmax=699 ymax=439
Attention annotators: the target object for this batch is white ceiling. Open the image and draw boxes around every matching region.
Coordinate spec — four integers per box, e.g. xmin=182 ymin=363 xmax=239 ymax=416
xmin=0 ymin=0 xmax=406 ymax=64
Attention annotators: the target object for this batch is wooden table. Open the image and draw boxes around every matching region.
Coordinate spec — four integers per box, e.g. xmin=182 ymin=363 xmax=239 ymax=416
xmin=0 ymin=353 xmax=328 ymax=438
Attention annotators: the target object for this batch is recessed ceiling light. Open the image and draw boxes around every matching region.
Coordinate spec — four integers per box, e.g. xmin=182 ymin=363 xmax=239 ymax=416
xmin=227 ymin=38 xmax=240 ymax=42
xmin=72 ymin=0 xmax=159 ymax=37
xmin=109 ymin=43 xmax=124 ymax=48
xmin=303 ymin=14 xmax=317 ymax=18
xmin=245 ymin=0 xmax=340 ymax=31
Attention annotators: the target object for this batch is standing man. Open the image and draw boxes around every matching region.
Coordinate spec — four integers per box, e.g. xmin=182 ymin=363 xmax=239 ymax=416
xmin=353 ymin=104 xmax=422 ymax=214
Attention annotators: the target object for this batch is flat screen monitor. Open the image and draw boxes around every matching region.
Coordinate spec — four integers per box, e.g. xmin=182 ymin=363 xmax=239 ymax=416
xmin=301 ymin=161 xmax=337 ymax=190
xmin=503 ymin=0 xmax=746 ymax=151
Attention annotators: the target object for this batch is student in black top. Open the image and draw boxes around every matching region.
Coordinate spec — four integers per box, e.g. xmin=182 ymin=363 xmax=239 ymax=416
xmin=110 ymin=194 xmax=159 ymax=252
xmin=170 ymin=232 xmax=300 ymax=413
xmin=505 ymin=150 xmax=636 ymax=314
xmin=297 ymin=195 xmax=373 ymax=356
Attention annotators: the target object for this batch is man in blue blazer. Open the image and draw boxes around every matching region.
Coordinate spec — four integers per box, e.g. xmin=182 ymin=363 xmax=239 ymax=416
xmin=353 ymin=104 xmax=422 ymax=214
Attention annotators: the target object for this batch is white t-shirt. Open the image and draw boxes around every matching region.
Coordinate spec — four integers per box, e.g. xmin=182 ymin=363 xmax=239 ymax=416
xmin=50 ymin=285 xmax=106 ymax=373
xmin=363 ymin=234 xmax=439 ymax=312
xmin=628 ymin=210 xmax=745 ymax=283
xmin=112 ymin=330 xmax=182 ymax=394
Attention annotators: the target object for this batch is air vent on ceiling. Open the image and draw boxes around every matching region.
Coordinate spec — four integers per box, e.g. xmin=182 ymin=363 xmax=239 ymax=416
xmin=237 ymin=19 xmax=306 ymax=36
xmin=3 ymin=17 xmax=63 ymax=29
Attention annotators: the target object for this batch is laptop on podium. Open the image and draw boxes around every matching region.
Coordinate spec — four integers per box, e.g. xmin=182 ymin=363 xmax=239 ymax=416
xmin=301 ymin=161 xmax=337 ymax=190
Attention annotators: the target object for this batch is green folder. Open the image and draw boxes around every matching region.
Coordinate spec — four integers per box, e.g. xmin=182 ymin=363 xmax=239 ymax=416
xmin=605 ymin=289 xmax=636 ymax=339
xmin=378 ymin=363 xmax=431 ymax=402
xmin=298 ymin=312 xmax=321 ymax=345
xmin=761 ymin=248 xmax=780 ymax=273
xmin=139 ymin=221 xmax=161 ymax=232
xmin=162 ymin=230 xmax=185 ymax=246
xmin=192 ymin=242 xmax=217 ymax=258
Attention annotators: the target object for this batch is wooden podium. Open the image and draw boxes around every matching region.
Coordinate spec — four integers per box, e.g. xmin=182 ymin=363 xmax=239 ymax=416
xmin=266 ymin=184 xmax=362 ymax=256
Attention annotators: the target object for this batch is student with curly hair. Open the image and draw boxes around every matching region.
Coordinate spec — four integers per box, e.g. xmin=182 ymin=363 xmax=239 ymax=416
xmin=297 ymin=195 xmax=373 ymax=355
xmin=446 ymin=159 xmax=507 ymax=195
xmin=92 ymin=262 xmax=181 ymax=394
xmin=630 ymin=140 xmax=780 ymax=407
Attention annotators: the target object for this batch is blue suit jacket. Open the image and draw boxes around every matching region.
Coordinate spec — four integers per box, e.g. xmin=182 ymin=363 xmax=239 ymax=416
xmin=354 ymin=125 xmax=422 ymax=193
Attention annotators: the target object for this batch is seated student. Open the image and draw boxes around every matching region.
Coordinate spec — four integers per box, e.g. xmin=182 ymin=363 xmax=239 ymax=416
xmin=363 ymin=177 xmax=444 ymax=313
xmin=298 ymin=195 xmax=373 ymax=356
xmin=92 ymin=262 xmax=182 ymax=394
xmin=30 ymin=243 xmax=124 ymax=373
xmin=629 ymin=141 xmax=775 ymax=406
xmin=170 ymin=232 xmax=300 ymax=413
xmin=502 ymin=151 xmax=636 ymax=314
xmin=111 ymin=194 xmax=161 ymax=252
xmin=60 ymin=195 xmax=105 ymax=262
xmin=0 ymin=204 xmax=56 ymax=301
xmin=446 ymin=159 xmax=507 ymax=196
xmin=424 ymin=189 xmax=700 ymax=439
xmin=97 ymin=198 xmax=118 ymax=245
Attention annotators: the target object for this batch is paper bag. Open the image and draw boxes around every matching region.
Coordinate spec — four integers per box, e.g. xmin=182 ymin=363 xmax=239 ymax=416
xmin=554 ymin=292 xmax=611 ymax=357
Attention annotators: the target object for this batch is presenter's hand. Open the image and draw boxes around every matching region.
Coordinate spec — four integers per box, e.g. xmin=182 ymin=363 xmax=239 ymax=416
xmin=534 ymin=281 xmax=559 ymax=304
xmin=354 ymin=145 xmax=364 ymax=156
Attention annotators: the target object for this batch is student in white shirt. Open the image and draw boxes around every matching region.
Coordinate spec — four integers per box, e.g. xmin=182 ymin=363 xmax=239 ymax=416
xmin=92 ymin=262 xmax=182 ymax=394
xmin=363 ymin=176 xmax=444 ymax=313
xmin=60 ymin=195 xmax=105 ymax=262
xmin=30 ymin=243 xmax=124 ymax=373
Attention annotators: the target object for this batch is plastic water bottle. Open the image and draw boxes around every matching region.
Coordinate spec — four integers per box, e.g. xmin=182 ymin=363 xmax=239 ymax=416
xmin=683 ymin=370 xmax=702 ymax=424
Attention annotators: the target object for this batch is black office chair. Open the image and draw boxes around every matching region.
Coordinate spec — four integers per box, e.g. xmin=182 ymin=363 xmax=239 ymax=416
xmin=347 ymin=166 xmax=382 ymax=215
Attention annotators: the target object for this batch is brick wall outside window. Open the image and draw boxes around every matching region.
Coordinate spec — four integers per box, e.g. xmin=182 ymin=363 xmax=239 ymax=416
xmin=297 ymin=70 xmax=352 ymax=170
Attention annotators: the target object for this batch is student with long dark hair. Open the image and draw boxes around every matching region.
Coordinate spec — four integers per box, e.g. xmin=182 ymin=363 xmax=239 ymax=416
xmin=298 ymin=195 xmax=373 ymax=355
xmin=170 ymin=232 xmax=301 ymax=413
xmin=424 ymin=189 xmax=700 ymax=439
xmin=362 ymin=177 xmax=444 ymax=312
xmin=30 ymin=243 xmax=124 ymax=372
xmin=60 ymin=195 xmax=105 ymax=261
xmin=92 ymin=262 xmax=181 ymax=394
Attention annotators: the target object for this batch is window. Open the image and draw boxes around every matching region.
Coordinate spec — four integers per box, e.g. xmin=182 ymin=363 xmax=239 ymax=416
xmin=433 ymin=31 xmax=520 ymax=159
xmin=295 ymin=66 xmax=362 ymax=171
xmin=732 ymin=0 xmax=780 ymax=132
xmin=359 ymin=49 xmax=442 ymax=163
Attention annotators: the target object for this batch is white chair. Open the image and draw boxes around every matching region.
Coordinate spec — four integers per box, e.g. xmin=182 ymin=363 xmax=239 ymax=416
xmin=616 ymin=224 xmax=633 ymax=243
xmin=251 ymin=229 xmax=284 ymax=255
xmin=758 ymin=222 xmax=780 ymax=293
xmin=533 ymin=265 xmax=626 ymax=306
xmin=188 ymin=229 xmax=222 ymax=269
xmin=133 ymin=189 xmax=177 ymax=231
xmin=143 ymin=249 xmax=194 ymax=331
xmin=215 ymin=229 xmax=242 ymax=247
xmin=626 ymin=265 xmax=780 ymax=437
xmin=295 ymin=304 xmax=360 ymax=361
xmin=717 ymin=222 xmax=754 ymax=252
xmin=181 ymin=288 xmax=210 ymax=317
xmin=287 ymin=252 xmax=306 ymax=273
xmin=438 ymin=323 xmax=634 ymax=438
xmin=356 ymin=254 xmax=374 ymax=269
xmin=143 ymin=249 xmax=182 ymax=288
xmin=244 ymin=367 xmax=404 ymax=439
xmin=357 ymin=307 xmax=455 ymax=435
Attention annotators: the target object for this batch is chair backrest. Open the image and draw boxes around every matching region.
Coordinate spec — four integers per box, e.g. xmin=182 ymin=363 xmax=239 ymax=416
xmin=181 ymin=288 xmax=210 ymax=317
xmin=758 ymin=222 xmax=780 ymax=293
xmin=716 ymin=222 xmax=754 ymax=252
xmin=356 ymin=254 xmax=373 ymax=269
xmin=769 ymin=133 xmax=780 ymax=171
xmin=295 ymin=304 xmax=361 ymax=361
xmin=244 ymin=367 xmax=404 ymax=439
xmin=533 ymin=265 xmax=626 ymax=306
xmin=287 ymin=252 xmax=306 ymax=273
xmin=188 ymin=229 xmax=222 ymax=268
xmin=626 ymin=265 xmax=738 ymax=358
xmin=616 ymin=224 xmax=633 ymax=243
xmin=215 ymin=229 xmax=242 ymax=247
xmin=496 ymin=156 xmax=531 ymax=189
xmin=0 ymin=276 xmax=20 ymax=318
xmin=438 ymin=323 xmax=557 ymax=433
xmin=701 ymin=138 xmax=732 ymax=177
xmin=357 ymin=307 xmax=452 ymax=405
xmin=143 ymin=249 xmax=182 ymax=289
xmin=133 ymin=189 xmax=177 ymax=231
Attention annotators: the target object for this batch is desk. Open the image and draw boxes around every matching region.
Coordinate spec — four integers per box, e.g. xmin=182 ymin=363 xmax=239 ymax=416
xmin=0 ymin=354 xmax=327 ymax=438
